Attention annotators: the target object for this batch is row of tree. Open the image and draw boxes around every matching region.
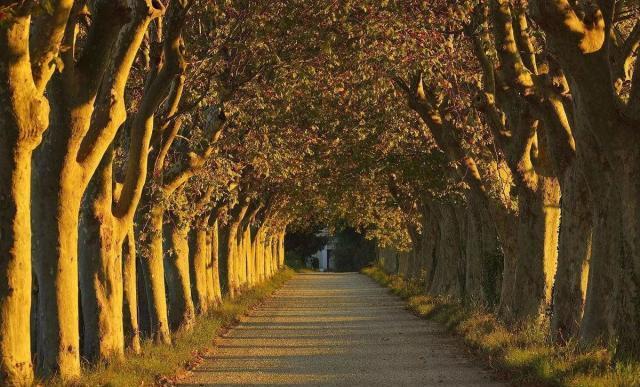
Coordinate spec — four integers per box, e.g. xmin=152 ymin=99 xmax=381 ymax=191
xmin=0 ymin=0 xmax=316 ymax=383
xmin=273 ymin=0 xmax=640 ymax=364
xmin=3 ymin=0 xmax=640 ymax=384
xmin=351 ymin=0 xmax=640 ymax=362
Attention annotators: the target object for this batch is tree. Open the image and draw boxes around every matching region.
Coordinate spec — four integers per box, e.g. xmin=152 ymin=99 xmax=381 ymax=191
xmin=0 ymin=2 xmax=72 ymax=383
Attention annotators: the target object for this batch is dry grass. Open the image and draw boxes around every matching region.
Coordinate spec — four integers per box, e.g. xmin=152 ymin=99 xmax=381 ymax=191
xmin=46 ymin=268 xmax=294 ymax=387
xmin=362 ymin=265 xmax=640 ymax=387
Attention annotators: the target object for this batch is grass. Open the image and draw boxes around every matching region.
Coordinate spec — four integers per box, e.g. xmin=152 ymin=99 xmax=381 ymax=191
xmin=48 ymin=268 xmax=294 ymax=386
xmin=362 ymin=265 xmax=640 ymax=387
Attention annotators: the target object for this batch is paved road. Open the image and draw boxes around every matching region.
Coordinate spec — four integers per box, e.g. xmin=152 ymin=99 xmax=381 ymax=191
xmin=181 ymin=272 xmax=505 ymax=386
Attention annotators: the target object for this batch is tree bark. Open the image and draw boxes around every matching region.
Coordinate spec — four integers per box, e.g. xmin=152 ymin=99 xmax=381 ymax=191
xmin=165 ymin=218 xmax=195 ymax=330
xmin=278 ymin=231 xmax=286 ymax=269
xmin=552 ymin=163 xmax=592 ymax=343
xmin=264 ymin=236 xmax=273 ymax=279
xmin=243 ymin=227 xmax=254 ymax=286
xmin=508 ymin=176 xmax=561 ymax=322
xmin=226 ymin=203 xmax=249 ymax=298
xmin=271 ymin=236 xmax=279 ymax=275
xmin=32 ymin=172 xmax=83 ymax=377
xmin=253 ymin=227 xmax=266 ymax=283
xmin=138 ymin=201 xmax=171 ymax=344
xmin=236 ymin=229 xmax=248 ymax=289
xmin=122 ymin=225 xmax=141 ymax=353
xmin=0 ymin=4 xmax=73 ymax=382
xmin=428 ymin=204 xmax=465 ymax=298
xmin=210 ymin=221 xmax=223 ymax=305
xmin=464 ymin=201 xmax=485 ymax=304
xmin=191 ymin=220 xmax=212 ymax=314
xmin=0 ymin=143 xmax=37 ymax=384
xmin=78 ymin=152 xmax=124 ymax=362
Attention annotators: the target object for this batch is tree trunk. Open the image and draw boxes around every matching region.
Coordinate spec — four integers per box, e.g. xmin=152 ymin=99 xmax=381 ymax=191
xmin=122 ymin=225 xmax=141 ymax=353
xmin=428 ymin=204 xmax=465 ymax=298
xmin=137 ymin=253 xmax=151 ymax=338
xmin=278 ymin=231 xmax=286 ymax=269
xmin=419 ymin=203 xmax=439 ymax=290
xmin=464 ymin=196 xmax=487 ymax=304
xmin=218 ymin=226 xmax=230 ymax=293
xmin=0 ymin=142 xmax=36 ymax=384
xmin=165 ymin=219 xmax=195 ymax=331
xmin=237 ymin=229 xmax=248 ymax=289
xmin=264 ymin=236 xmax=273 ymax=279
xmin=190 ymin=222 xmax=211 ymax=314
xmin=479 ymin=207 xmax=502 ymax=307
xmin=508 ymin=177 xmax=561 ymax=322
xmin=377 ymin=247 xmax=400 ymax=274
xmin=570 ymin=136 xmax=639 ymax=354
xmin=32 ymin=170 xmax=82 ymax=377
xmin=226 ymin=204 xmax=249 ymax=297
xmin=535 ymin=25 xmax=640 ymax=354
xmin=552 ymin=164 xmax=592 ymax=343
xmin=397 ymin=242 xmax=411 ymax=278
xmin=270 ymin=236 xmax=277 ymax=276
xmin=226 ymin=225 xmax=239 ymax=298
xmin=244 ymin=227 xmax=254 ymax=286
xmin=138 ymin=202 xmax=171 ymax=344
xmin=272 ymin=235 xmax=278 ymax=273
xmin=254 ymin=227 xmax=265 ymax=283
xmin=0 ymin=11 xmax=64 ymax=381
xmin=78 ymin=155 xmax=124 ymax=362
xmin=210 ymin=221 xmax=223 ymax=305
xmin=271 ymin=237 xmax=279 ymax=274
xmin=613 ymin=147 xmax=640 ymax=357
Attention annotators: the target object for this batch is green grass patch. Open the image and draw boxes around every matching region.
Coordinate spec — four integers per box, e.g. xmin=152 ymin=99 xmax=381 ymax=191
xmin=362 ymin=265 xmax=640 ymax=387
xmin=48 ymin=268 xmax=294 ymax=386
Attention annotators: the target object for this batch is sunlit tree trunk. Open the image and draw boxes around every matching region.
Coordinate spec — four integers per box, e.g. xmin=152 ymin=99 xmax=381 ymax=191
xmin=264 ymin=235 xmax=273 ymax=279
xmin=32 ymin=172 xmax=83 ymax=376
xmin=165 ymin=216 xmax=195 ymax=330
xmin=226 ymin=203 xmax=249 ymax=297
xmin=138 ymin=200 xmax=171 ymax=344
xmin=0 ymin=140 xmax=38 ymax=385
xmin=271 ymin=236 xmax=279 ymax=275
xmin=191 ymin=217 xmax=212 ymax=314
xmin=244 ymin=227 xmax=254 ymax=286
xmin=278 ymin=230 xmax=286 ymax=269
xmin=508 ymin=175 xmax=560 ymax=321
xmin=1 ymin=26 xmax=39 ymax=386
xmin=210 ymin=220 xmax=223 ymax=305
xmin=254 ymin=227 xmax=266 ymax=283
xmin=122 ymin=225 xmax=141 ymax=353
xmin=79 ymin=152 xmax=124 ymax=362
xmin=236 ymin=229 xmax=247 ymax=289
xmin=0 ymin=5 xmax=75 ymax=381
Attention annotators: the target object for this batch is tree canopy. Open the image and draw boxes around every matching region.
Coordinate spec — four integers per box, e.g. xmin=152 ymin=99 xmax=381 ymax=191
xmin=2 ymin=0 xmax=640 ymax=383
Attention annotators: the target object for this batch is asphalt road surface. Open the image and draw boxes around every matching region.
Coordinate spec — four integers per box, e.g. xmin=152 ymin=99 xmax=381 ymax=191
xmin=181 ymin=272 xmax=505 ymax=386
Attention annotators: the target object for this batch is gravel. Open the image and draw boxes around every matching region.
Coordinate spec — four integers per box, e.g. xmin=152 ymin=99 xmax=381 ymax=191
xmin=180 ymin=272 xmax=506 ymax=386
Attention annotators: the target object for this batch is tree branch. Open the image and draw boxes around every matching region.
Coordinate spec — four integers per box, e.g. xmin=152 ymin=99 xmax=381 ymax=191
xmin=79 ymin=0 xmax=164 ymax=171
xmin=531 ymin=0 xmax=605 ymax=54
xmin=74 ymin=0 xmax=130 ymax=103
xmin=29 ymin=0 xmax=74 ymax=93
xmin=490 ymin=0 xmax=535 ymax=92
xmin=615 ymin=19 xmax=640 ymax=84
